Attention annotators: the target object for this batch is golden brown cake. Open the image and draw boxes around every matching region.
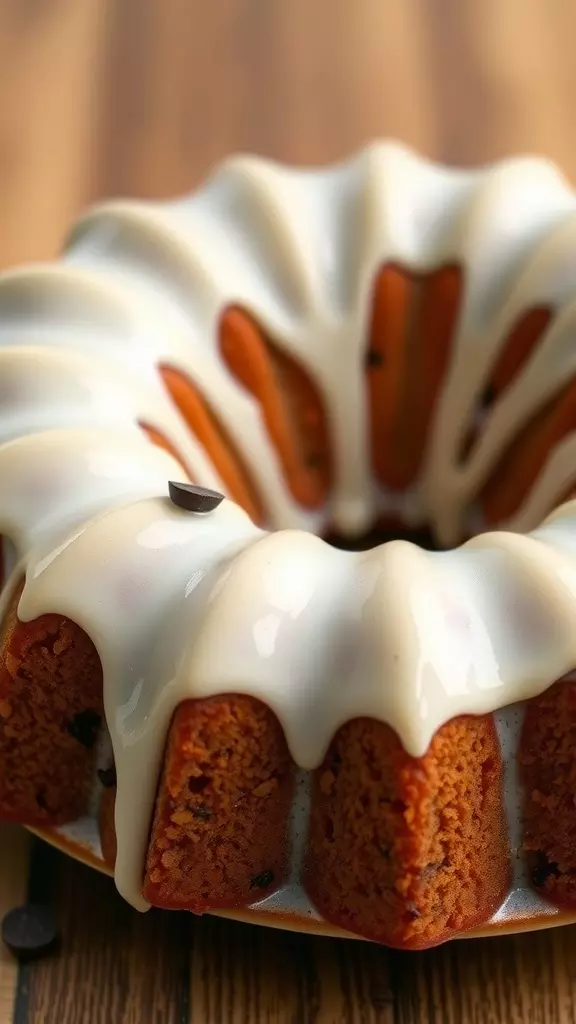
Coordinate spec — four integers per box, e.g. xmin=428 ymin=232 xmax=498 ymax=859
xmin=304 ymin=716 xmax=509 ymax=948
xmin=0 ymin=581 xmax=102 ymax=826
xmin=3 ymin=142 xmax=576 ymax=948
xmin=143 ymin=696 xmax=293 ymax=911
xmin=519 ymin=677 xmax=576 ymax=907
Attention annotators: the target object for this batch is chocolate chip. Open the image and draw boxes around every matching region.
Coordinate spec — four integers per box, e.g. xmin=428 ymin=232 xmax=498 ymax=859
xmin=1 ymin=905 xmax=59 ymax=962
xmin=480 ymin=384 xmax=496 ymax=409
xmin=168 ymin=481 xmax=224 ymax=514
xmin=97 ymin=765 xmax=117 ymax=789
xmin=531 ymin=853 xmax=560 ymax=888
xmin=35 ymin=787 xmax=48 ymax=812
xmin=66 ymin=709 xmax=101 ymax=749
xmin=250 ymin=870 xmax=274 ymax=890
xmin=188 ymin=775 xmax=210 ymax=794
xmin=193 ymin=806 xmax=213 ymax=820
xmin=366 ymin=350 xmax=384 ymax=368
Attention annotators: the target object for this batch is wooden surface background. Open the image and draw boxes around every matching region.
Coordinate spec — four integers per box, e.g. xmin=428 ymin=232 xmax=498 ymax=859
xmin=1 ymin=0 xmax=576 ymax=1020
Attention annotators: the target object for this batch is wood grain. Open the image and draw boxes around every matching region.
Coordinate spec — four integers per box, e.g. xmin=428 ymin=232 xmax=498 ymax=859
xmin=10 ymin=839 xmax=576 ymax=1024
xmin=2 ymin=0 xmax=576 ymax=1020
xmin=0 ymin=828 xmax=29 ymax=1024
xmin=14 ymin=841 xmax=190 ymax=1024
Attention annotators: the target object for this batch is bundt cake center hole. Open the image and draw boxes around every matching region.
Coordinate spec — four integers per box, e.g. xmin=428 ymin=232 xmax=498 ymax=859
xmin=325 ymin=525 xmax=440 ymax=552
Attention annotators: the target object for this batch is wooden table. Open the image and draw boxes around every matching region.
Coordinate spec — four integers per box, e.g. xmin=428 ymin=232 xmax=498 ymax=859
xmin=2 ymin=0 xmax=576 ymax=1020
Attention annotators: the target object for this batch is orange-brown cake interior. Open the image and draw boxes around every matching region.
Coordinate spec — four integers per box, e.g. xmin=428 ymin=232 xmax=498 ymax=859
xmin=367 ymin=264 xmax=462 ymax=491
xmin=220 ymin=306 xmax=332 ymax=510
xmin=304 ymin=714 xmax=509 ymax=949
xmin=138 ymin=422 xmax=190 ymax=476
xmin=143 ymin=695 xmax=294 ymax=911
xmin=479 ymin=307 xmax=563 ymax=524
xmin=520 ymin=678 xmax=576 ymax=907
xmin=0 ymin=580 xmax=103 ymax=826
xmin=158 ymin=368 xmax=264 ymax=523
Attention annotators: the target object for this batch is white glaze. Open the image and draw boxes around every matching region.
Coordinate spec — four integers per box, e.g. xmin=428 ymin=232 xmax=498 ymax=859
xmin=3 ymin=141 xmax=576 ymax=909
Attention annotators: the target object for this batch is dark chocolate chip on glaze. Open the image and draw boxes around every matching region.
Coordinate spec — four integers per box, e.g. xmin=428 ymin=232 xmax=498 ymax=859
xmin=168 ymin=481 xmax=225 ymax=514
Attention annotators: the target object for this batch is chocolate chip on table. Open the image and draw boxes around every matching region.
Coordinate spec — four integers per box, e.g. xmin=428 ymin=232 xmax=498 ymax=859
xmin=97 ymin=765 xmax=117 ymax=788
xmin=1 ymin=904 xmax=60 ymax=962
xmin=168 ymin=481 xmax=225 ymax=514
xmin=66 ymin=709 xmax=101 ymax=748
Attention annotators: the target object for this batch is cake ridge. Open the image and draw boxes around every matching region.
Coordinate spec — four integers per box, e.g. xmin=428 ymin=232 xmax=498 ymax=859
xmin=4 ymin=142 xmax=576 ymax=537
xmin=61 ymin=141 xmax=576 ymax=538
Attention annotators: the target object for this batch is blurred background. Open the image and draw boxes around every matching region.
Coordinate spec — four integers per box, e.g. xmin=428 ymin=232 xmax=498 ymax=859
xmin=2 ymin=0 xmax=576 ymax=270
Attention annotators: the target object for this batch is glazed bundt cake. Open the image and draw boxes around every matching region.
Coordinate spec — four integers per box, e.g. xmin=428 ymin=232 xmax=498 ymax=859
xmin=4 ymin=141 xmax=576 ymax=948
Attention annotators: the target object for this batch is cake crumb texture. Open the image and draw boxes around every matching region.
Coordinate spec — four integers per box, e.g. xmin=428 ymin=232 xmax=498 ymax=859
xmin=143 ymin=694 xmax=294 ymax=911
xmin=520 ymin=678 xmax=576 ymax=906
xmin=304 ymin=714 xmax=509 ymax=948
xmin=0 ymin=578 xmax=103 ymax=825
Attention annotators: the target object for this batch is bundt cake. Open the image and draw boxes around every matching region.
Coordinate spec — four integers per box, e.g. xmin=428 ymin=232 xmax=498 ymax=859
xmin=3 ymin=141 xmax=576 ymax=948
